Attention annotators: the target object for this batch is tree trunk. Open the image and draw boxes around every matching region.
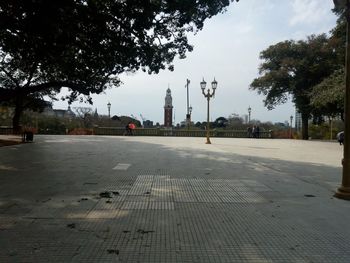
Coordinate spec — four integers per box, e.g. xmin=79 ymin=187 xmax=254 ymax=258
xmin=301 ymin=112 xmax=309 ymax=140
xmin=12 ymin=96 xmax=23 ymax=133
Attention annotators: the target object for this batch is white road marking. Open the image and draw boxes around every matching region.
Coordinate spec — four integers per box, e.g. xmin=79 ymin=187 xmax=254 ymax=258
xmin=113 ymin=163 xmax=131 ymax=170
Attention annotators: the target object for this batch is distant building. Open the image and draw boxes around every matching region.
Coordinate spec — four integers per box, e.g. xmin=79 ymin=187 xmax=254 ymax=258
xmin=43 ymin=106 xmax=55 ymax=117
xmin=143 ymin=120 xmax=153 ymax=128
xmin=274 ymin=122 xmax=287 ymax=128
xmin=94 ymin=108 xmax=99 ymax=118
xmin=54 ymin=109 xmax=66 ymax=118
xmin=164 ymin=88 xmax=173 ymax=128
xmin=244 ymin=114 xmax=248 ymax=124
xmin=43 ymin=105 xmax=75 ymax=118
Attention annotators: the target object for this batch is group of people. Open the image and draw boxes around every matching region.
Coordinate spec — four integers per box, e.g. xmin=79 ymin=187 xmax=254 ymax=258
xmin=247 ymin=126 xmax=260 ymax=138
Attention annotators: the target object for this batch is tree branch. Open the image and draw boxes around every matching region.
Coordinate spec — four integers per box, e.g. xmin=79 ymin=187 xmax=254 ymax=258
xmin=0 ymin=81 xmax=88 ymax=102
xmin=0 ymin=65 xmax=20 ymax=88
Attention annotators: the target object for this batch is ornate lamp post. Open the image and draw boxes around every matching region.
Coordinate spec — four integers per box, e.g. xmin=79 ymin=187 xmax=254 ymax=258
xmin=107 ymin=102 xmax=111 ymax=118
xmin=188 ymin=106 xmax=193 ymax=129
xmin=248 ymin=106 xmax=252 ymax=124
xmin=201 ymin=78 xmax=217 ymax=144
xmin=290 ymin=115 xmax=293 ymax=139
xmin=334 ymin=0 xmax=350 ymax=199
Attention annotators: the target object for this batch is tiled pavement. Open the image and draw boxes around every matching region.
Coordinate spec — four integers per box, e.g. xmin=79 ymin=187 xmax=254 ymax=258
xmin=0 ymin=135 xmax=350 ymax=262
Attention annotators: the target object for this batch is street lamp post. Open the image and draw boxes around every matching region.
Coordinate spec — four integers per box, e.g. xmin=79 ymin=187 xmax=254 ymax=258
xmin=188 ymin=106 xmax=193 ymax=129
xmin=290 ymin=115 xmax=293 ymax=139
xmin=186 ymin=79 xmax=191 ymax=129
xmin=107 ymin=102 xmax=111 ymax=118
xmin=330 ymin=117 xmax=333 ymax=140
xmin=248 ymin=106 xmax=252 ymax=124
xmin=334 ymin=0 xmax=350 ymax=199
xmin=201 ymin=78 xmax=217 ymax=144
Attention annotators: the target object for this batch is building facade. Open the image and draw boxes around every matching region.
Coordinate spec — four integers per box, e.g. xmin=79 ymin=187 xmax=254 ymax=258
xmin=164 ymin=88 xmax=173 ymax=128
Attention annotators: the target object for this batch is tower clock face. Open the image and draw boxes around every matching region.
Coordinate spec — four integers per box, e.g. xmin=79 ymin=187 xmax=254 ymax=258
xmin=165 ymin=88 xmax=172 ymax=106
xmin=166 ymin=97 xmax=172 ymax=105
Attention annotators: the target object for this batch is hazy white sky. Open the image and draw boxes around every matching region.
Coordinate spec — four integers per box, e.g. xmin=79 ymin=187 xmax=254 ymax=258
xmin=54 ymin=0 xmax=337 ymax=124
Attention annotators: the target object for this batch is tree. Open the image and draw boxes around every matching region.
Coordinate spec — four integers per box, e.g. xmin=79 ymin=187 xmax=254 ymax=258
xmin=111 ymin=115 xmax=121 ymax=121
xmin=74 ymin=107 xmax=93 ymax=128
xmin=250 ymin=34 xmax=337 ymax=139
xmin=213 ymin=117 xmax=228 ymax=128
xmin=0 ymin=0 xmax=239 ymax=129
xmin=195 ymin=121 xmax=203 ymax=129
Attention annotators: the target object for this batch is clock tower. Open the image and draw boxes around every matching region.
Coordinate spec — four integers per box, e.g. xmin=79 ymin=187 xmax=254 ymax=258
xmin=164 ymin=88 xmax=173 ymax=128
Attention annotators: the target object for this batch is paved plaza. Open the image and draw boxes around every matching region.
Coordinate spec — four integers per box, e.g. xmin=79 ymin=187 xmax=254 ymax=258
xmin=0 ymin=135 xmax=349 ymax=262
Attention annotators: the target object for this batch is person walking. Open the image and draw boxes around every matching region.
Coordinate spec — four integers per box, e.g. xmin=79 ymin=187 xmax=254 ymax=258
xmin=128 ymin=122 xmax=136 ymax=135
xmin=247 ymin=127 xmax=252 ymax=138
xmin=337 ymin=131 xmax=344 ymax=145
xmin=125 ymin=122 xmax=132 ymax=135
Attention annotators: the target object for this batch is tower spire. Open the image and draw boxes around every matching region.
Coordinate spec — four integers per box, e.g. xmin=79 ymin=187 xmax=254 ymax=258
xmin=164 ymin=87 xmax=173 ymax=128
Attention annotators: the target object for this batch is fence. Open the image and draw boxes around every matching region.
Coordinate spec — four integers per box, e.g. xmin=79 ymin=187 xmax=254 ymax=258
xmin=0 ymin=126 xmax=38 ymax=134
xmin=0 ymin=126 xmax=15 ymax=135
xmin=94 ymin=127 xmax=273 ymax=138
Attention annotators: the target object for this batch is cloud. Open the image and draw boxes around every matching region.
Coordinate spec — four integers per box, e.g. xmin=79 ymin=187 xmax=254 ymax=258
xmin=253 ymin=0 xmax=275 ymax=13
xmin=289 ymin=0 xmax=333 ymax=26
xmin=234 ymin=23 xmax=254 ymax=34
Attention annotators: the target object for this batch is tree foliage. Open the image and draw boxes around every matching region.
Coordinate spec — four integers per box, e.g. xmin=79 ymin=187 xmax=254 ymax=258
xmin=309 ymin=12 xmax=346 ymax=118
xmin=214 ymin=116 xmax=228 ymax=128
xmin=0 ymin=0 xmax=239 ymax=127
xmin=310 ymin=68 xmax=345 ymax=119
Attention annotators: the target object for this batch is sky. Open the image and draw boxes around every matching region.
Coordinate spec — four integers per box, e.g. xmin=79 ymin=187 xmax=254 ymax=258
xmin=53 ymin=0 xmax=338 ymax=125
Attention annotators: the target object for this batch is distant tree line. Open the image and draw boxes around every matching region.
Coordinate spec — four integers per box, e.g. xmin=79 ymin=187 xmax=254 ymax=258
xmin=11 ymin=107 xmax=141 ymax=135
xmin=184 ymin=116 xmax=274 ymax=132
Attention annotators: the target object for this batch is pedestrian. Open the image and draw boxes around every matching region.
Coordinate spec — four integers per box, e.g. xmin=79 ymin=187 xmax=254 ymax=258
xmin=337 ymin=131 xmax=344 ymax=145
xmin=252 ymin=126 xmax=256 ymax=138
xmin=247 ymin=127 xmax=252 ymax=138
xmin=125 ymin=122 xmax=132 ymax=135
xmin=256 ymin=126 xmax=260 ymax=138
xmin=128 ymin=122 xmax=136 ymax=135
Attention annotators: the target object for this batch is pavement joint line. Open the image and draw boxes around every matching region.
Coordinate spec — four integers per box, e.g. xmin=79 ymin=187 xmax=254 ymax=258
xmin=112 ymin=163 xmax=131 ymax=170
